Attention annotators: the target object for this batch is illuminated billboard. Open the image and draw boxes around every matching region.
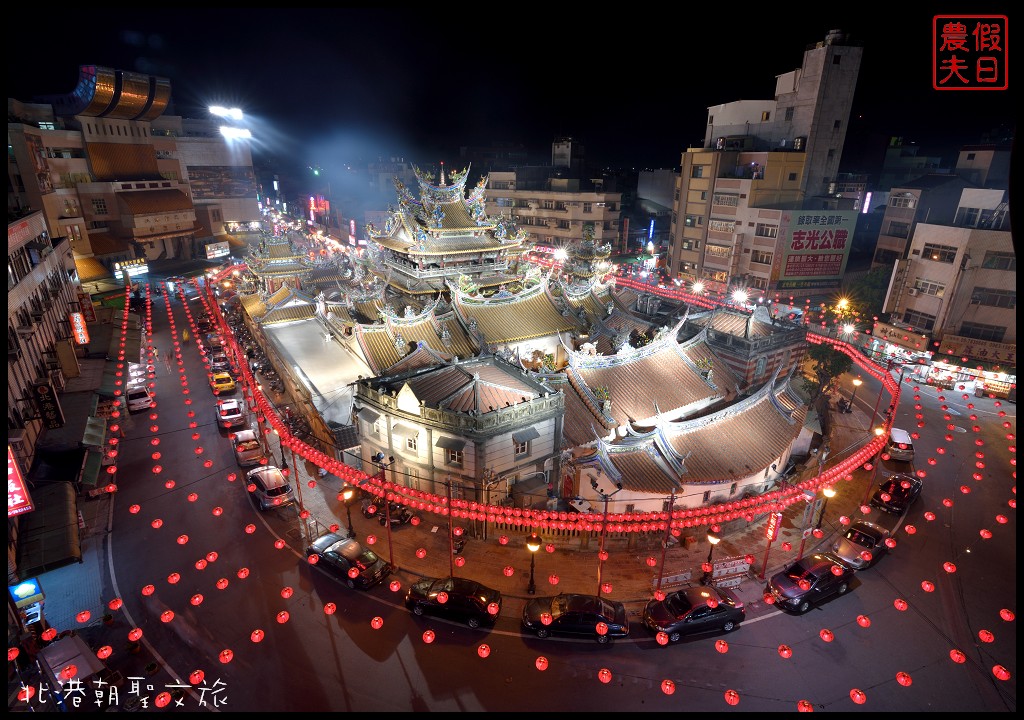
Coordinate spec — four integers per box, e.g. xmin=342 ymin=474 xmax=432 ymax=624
xmin=8 ymin=445 xmax=34 ymax=517
xmin=776 ymin=210 xmax=857 ymax=291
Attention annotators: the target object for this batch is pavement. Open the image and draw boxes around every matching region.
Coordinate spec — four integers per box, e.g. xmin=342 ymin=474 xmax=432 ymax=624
xmin=7 ymin=285 xmax=902 ymax=709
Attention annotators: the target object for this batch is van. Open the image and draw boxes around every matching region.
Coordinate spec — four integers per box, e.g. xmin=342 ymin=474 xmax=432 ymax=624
xmin=886 ymin=427 xmax=915 ymax=462
xmin=126 ymin=387 xmax=154 ymax=413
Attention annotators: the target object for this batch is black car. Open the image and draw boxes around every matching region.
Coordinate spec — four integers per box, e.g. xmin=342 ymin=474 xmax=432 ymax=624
xmin=766 ymin=552 xmax=855 ymax=614
xmin=306 ymin=532 xmax=391 ymax=590
xmin=522 ymin=593 xmax=629 ymax=644
xmin=404 ymin=576 xmax=502 ymax=629
xmin=870 ymin=473 xmax=923 ymax=514
xmin=642 ymin=586 xmax=745 ymax=642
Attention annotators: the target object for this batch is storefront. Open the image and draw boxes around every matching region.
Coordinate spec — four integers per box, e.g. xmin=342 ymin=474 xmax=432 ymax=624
xmin=867 ymin=321 xmax=933 ymax=366
xmin=934 ymin=335 xmax=1016 ymax=400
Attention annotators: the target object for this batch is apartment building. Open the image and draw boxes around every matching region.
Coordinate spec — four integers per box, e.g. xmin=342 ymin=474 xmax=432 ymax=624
xmin=668 ymin=30 xmax=863 ymax=300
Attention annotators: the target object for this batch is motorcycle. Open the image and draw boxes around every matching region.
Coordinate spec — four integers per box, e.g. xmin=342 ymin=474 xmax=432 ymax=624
xmin=362 ymin=499 xmax=413 ymax=527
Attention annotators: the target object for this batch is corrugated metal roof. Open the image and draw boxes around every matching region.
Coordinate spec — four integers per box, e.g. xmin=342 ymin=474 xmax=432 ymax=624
xmin=117 ymin=188 xmax=192 ymax=214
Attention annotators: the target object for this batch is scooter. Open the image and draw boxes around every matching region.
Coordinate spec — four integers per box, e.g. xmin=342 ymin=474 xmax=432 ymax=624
xmin=362 ymin=499 xmax=413 ymax=526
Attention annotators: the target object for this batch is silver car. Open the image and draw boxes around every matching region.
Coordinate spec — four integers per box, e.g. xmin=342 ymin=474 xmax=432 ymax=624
xmin=831 ymin=519 xmax=890 ymax=569
xmin=245 ymin=466 xmax=296 ymax=511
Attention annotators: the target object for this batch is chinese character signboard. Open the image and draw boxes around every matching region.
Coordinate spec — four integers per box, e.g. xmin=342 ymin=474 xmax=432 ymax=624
xmin=937 ymin=334 xmax=1016 ymax=365
xmin=871 ymin=321 xmax=932 ymax=353
xmin=766 ymin=511 xmax=783 ymax=541
xmin=776 ymin=211 xmax=857 ymax=291
xmin=113 ymin=258 xmax=148 ymax=279
xmin=31 ymin=379 xmax=66 ymax=430
xmin=205 ymin=241 xmax=230 ymax=259
xmin=69 ymin=312 xmax=90 ymax=345
xmin=934 ymin=15 xmax=1008 ymax=90
xmin=8 ymin=445 xmax=35 ymax=517
xmin=76 ymin=290 xmax=96 ymax=322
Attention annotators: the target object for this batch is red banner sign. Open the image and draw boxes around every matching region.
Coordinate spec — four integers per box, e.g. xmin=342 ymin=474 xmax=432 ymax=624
xmin=69 ymin=312 xmax=90 ymax=345
xmin=77 ymin=291 xmax=96 ymax=323
xmin=8 ymin=446 xmax=34 ymax=517
xmin=766 ymin=511 xmax=783 ymax=541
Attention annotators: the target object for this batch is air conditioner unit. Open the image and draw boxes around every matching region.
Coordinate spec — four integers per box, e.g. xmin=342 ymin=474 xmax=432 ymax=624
xmin=50 ymin=368 xmax=66 ymax=392
xmin=8 ymin=348 xmax=21 ymax=363
xmin=17 ymin=325 xmax=35 ymax=337
xmin=8 ymin=428 xmax=26 ymax=454
xmin=907 ymin=288 xmax=919 ymax=297
xmin=31 ymin=311 xmax=45 ymax=321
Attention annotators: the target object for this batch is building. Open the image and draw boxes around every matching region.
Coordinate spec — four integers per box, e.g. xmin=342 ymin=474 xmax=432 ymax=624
xmin=879 ymin=188 xmax=1014 ymax=392
xmin=7 ymin=65 xmax=259 ymax=286
xmin=667 ymin=30 xmax=863 ymax=300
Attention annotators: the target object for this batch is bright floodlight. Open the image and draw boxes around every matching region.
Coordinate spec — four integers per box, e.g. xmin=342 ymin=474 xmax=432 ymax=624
xmin=553 ymin=248 xmax=568 ymax=261
xmin=843 ymin=323 xmax=855 ymax=335
xmin=837 ymin=298 xmax=849 ymax=311
xmin=210 ymin=106 xmax=244 ymax=121
xmin=220 ymin=126 xmax=252 ymax=140
xmin=691 ymin=282 xmax=705 ymax=294
xmin=732 ymin=289 xmax=749 ymax=304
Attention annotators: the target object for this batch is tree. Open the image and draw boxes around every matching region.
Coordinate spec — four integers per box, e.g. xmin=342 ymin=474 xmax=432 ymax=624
xmin=801 ymin=344 xmax=854 ymax=401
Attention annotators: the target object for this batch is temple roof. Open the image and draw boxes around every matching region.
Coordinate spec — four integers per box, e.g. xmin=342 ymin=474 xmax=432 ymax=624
xmin=453 ymin=281 xmax=579 ymax=344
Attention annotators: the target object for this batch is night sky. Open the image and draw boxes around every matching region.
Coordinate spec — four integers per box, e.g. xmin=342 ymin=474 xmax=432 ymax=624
xmin=7 ymin=8 xmax=1015 ymax=190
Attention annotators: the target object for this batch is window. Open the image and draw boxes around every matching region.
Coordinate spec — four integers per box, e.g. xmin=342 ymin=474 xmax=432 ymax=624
xmin=691 ymin=166 xmax=705 ymax=178
xmin=542 ymin=200 xmax=554 ymax=210
xmin=958 ymin=321 xmax=1005 ymax=343
xmin=708 ymin=220 xmax=735 ymax=233
xmin=445 ymin=448 xmax=463 ymax=466
xmin=833 ymin=119 xmax=842 ymax=129
xmin=967 ymin=153 xmax=976 ymax=160
xmin=751 ymin=249 xmax=773 ymax=265
xmin=921 ymin=243 xmax=958 ymax=264
xmin=372 ymin=420 xmax=383 ymax=436
xmin=761 ymin=111 xmax=771 ymax=121
xmin=955 ymin=207 xmax=980 ymax=226
xmin=91 ymin=198 xmax=108 ymax=215
xmin=827 ymin=149 xmax=836 ymax=160
xmin=971 ymin=287 xmax=1015 ymax=309
xmin=833 ymin=55 xmax=842 ymax=65
xmin=705 ymin=244 xmax=731 ymax=258
xmin=874 ymin=248 xmax=900 ymax=265
xmin=887 ymin=221 xmax=911 ymax=238
xmin=582 ymin=202 xmax=592 ymax=213
xmin=406 ymin=436 xmax=418 ymax=452
xmin=684 ymin=215 xmax=703 ymax=227
xmin=788 ymin=172 xmax=797 ymax=181
xmin=755 ymin=357 xmax=767 ymax=377
xmin=981 ymin=251 xmax=1015 ymax=271
xmin=913 ymin=278 xmax=945 ymax=297
xmin=708 ymin=115 xmax=714 ymax=125
xmin=699 ymin=191 xmax=707 ymax=200
xmin=754 ymin=223 xmax=779 ymax=238
xmin=784 ymin=107 xmax=794 ymax=121
xmin=889 ymin=195 xmax=917 ymax=209
xmin=901 ymin=309 xmax=936 ymax=331
xmin=712 ymin=193 xmax=739 ymax=207
xmin=514 ymin=440 xmax=530 ymax=457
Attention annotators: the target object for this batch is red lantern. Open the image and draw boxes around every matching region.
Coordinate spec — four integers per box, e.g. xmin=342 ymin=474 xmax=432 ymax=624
xmin=548 ymin=574 xmax=559 ymax=585
xmin=896 ymin=671 xmax=912 ymax=687
xmin=656 ymin=632 xmax=669 ymax=646
xmin=724 ymin=689 xmax=740 ymax=706
xmin=535 ymin=656 xmax=549 ymax=671
xmin=894 ymin=598 xmax=908 ymax=611
xmin=819 ymin=628 xmax=834 ymax=642
xmin=503 ymin=565 xmax=515 ymax=577
xmin=949 ymin=648 xmax=966 ymax=663
xmin=477 ymin=644 xmax=491 ymax=658
xmin=978 ymin=629 xmax=994 ymax=643
xmin=661 ymin=679 xmax=676 ymax=695
xmin=598 ymin=668 xmax=612 ymax=684
xmin=849 ymin=688 xmax=867 ymax=705
xmin=778 ymin=644 xmax=793 ymax=658
xmin=992 ymin=665 xmax=1011 ymax=681
xmin=715 ymin=639 xmax=729 ymax=653
xmin=422 ymin=630 xmax=435 ymax=644
xmin=389 ymin=580 xmax=402 ymax=593
xmin=797 ymin=700 xmax=814 ymax=712
xmin=416 ymin=548 xmax=427 ymax=559
xmin=601 ymin=582 xmax=613 ymax=594
xmin=856 ymin=615 xmax=871 ymax=628
xmin=371 ymin=616 xmax=384 ymax=629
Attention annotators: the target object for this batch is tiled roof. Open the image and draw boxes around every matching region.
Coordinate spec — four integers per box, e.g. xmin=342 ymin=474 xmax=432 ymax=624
xmin=357 ymin=325 xmax=403 ymax=373
xmin=87 ymin=232 xmax=130 ymax=256
xmin=384 ymin=344 xmax=450 ymax=374
xmin=664 ymin=393 xmax=807 ymax=482
xmin=239 ymin=293 xmax=267 ymax=318
xmin=253 ymin=261 xmax=312 ymax=276
xmin=262 ymin=305 xmax=316 ymax=325
xmin=457 ymin=287 xmax=578 ymax=343
xmin=573 ymin=342 xmax=726 ymax=426
xmin=682 ymin=341 xmax=740 ymax=394
xmin=323 ymin=304 xmax=354 ymax=324
xmin=559 ymin=379 xmax=606 ymax=447
xmin=708 ymin=310 xmax=774 ymax=338
xmin=612 ymin=286 xmax=639 ymax=309
xmin=398 ymin=360 xmax=537 ymax=414
xmin=352 ymin=300 xmax=382 ymax=324
xmin=117 ymin=189 xmax=193 ymax=214
xmin=607 ymin=451 xmax=680 ymax=494
xmin=87 ymin=142 xmax=162 ymax=181
xmin=266 ymin=286 xmax=293 ymax=306
xmin=267 ymin=242 xmax=302 ymax=259
xmin=75 ymin=256 xmax=112 ymax=283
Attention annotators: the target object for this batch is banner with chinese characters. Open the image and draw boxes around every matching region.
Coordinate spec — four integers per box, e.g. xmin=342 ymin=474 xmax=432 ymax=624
xmin=937 ymin=334 xmax=1015 ymax=366
xmin=776 ymin=210 xmax=857 ymax=290
xmin=69 ymin=312 xmax=90 ymax=345
xmin=31 ymin=378 xmax=66 ymax=430
xmin=8 ymin=445 xmax=35 ymax=517
xmin=76 ymin=290 xmax=97 ymax=322
xmin=871 ymin=321 xmax=932 ymax=353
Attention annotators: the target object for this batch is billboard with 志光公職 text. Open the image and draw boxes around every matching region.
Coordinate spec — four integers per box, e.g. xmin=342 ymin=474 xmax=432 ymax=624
xmin=776 ymin=210 xmax=858 ymax=291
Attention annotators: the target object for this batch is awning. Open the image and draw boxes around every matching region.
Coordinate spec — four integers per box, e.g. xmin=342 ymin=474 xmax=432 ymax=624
xmin=391 ymin=423 xmax=419 ymax=438
xmin=356 ymin=407 xmax=380 ymax=424
xmin=435 ymin=436 xmax=466 ymax=451
xmin=82 ymin=416 xmax=107 ymax=448
xmin=512 ymin=427 xmax=541 ymax=444
xmin=79 ymin=450 xmax=104 ymax=490
xmin=15 ymin=482 xmax=82 ymax=576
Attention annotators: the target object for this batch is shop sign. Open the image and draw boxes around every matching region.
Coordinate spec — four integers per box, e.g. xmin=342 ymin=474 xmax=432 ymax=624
xmin=937 ymin=335 xmax=1015 ymax=365
xmin=871 ymin=321 xmax=931 ymax=352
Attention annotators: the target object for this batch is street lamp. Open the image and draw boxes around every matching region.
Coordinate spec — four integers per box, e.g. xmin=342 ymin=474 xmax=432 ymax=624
xmin=593 ymin=480 xmax=624 ymax=598
xmin=525 ymin=532 xmax=542 ymax=595
xmin=847 ymin=376 xmax=863 ymax=413
xmin=703 ymin=530 xmax=721 ymax=584
xmin=816 ymin=486 xmax=837 ymax=530
xmin=341 ymin=485 xmax=356 ymax=539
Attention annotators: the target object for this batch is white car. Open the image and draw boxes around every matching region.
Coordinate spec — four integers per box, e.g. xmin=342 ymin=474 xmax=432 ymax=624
xmin=245 ymin=466 xmax=295 ymax=511
xmin=215 ymin=398 xmax=246 ymax=429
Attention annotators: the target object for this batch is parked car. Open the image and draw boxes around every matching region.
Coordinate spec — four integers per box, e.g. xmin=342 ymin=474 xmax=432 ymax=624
xmin=870 ymin=473 xmax=923 ymax=514
xmin=642 ymin=586 xmax=745 ymax=642
xmin=204 ymin=332 xmax=226 ymax=349
xmin=766 ymin=552 xmax=855 ymax=614
xmin=231 ymin=429 xmax=266 ymax=467
xmin=125 ymin=386 xmax=154 ymax=413
xmin=885 ymin=427 xmax=915 ymax=462
xmin=245 ymin=465 xmax=295 ymax=511
xmin=522 ymin=593 xmax=629 ymax=643
xmin=831 ymin=519 xmax=891 ymax=569
xmin=306 ymin=532 xmax=391 ymax=589
xmin=215 ymin=398 xmax=246 ymax=429
xmin=209 ymin=352 xmax=231 ymax=373
xmin=210 ymin=372 xmax=236 ymax=393
xmin=405 ymin=576 xmax=502 ymax=629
